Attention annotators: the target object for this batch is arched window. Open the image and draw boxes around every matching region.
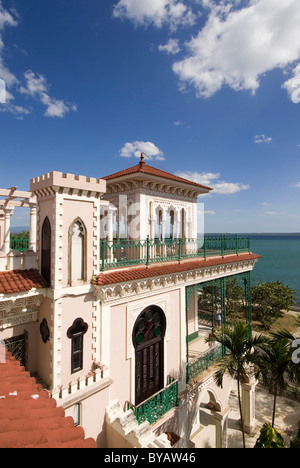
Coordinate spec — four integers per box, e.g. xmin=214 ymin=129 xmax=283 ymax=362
xmin=133 ymin=305 xmax=166 ymax=405
xmin=67 ymin=318 xmax=88 ymax=373
xmin=69 ymin=219 xmax=86 ymax=285
xmin=41 ymin=217 xmax=51 ymax=285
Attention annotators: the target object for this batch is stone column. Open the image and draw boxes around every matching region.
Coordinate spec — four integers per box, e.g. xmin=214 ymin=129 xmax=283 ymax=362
xmin=107 ymin=208 xmax=114 ymax=262
xmin=29 ymin=204 xmax=37 ymax=251
xmin=242 ymin=379 xmax=258 ymax=434
xmin=213 ymin=406 xmax=232 ymax=449
xmin=176 ymin=210 xmax=181 ymax=239
xmin=3 ymin=207 xmax=14 ymax=254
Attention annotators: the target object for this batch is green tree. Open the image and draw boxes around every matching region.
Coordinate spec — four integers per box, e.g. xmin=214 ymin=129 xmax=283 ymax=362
xmin=251 ymin=281 xmax=296 ymax=330
xmin=207 ymin=322 xmax=267 ymax=448
xmin=225 ymin=278 xmax=244 ymax=321
xmin=254 ymin=423 xmax=285 ymax=448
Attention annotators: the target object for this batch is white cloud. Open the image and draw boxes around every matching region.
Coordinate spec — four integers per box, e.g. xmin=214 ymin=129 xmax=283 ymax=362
xmin=0 ymin=3 xmax=18 ymax=31
xmin=20 ymin=70 xmax=77 ymax=118
xmin=0 ymin=3 xmax=76 ymax=119
xmin=119 ymin=140 xmax=165 ymax=160
xmin=212 ymin=181 xmax=250 ymax=195
xmin=295 ymin=182 xmax=300 ymax=188
xmin=254 ymin=134 xmax=272 ymax=144
xmin=158 ymin=38 xmax=181 ymax=54
xmin=0 ymin=2 xmax=18 ymax=87
xmin=175 ymin=170 xmax=219 ymax=186
xmin=282 ymin=64 xmax=300 ymax=103
xmin=113 ymin=0 xmax=195 ymax=30
xmin=175 ymin=170 xmax=249 ymax=194
xmin=173 ymin=0 xmax=300 ymax=98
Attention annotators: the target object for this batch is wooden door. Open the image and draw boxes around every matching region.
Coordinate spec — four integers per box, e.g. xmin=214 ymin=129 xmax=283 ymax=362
xmin=133 ymin=305 xmax=166 ymax=406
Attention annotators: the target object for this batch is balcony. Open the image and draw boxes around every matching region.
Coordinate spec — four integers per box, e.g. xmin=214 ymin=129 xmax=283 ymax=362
xmin=188 ymin=345 xmax=223 ymax=382
xmin=126 ymin=378 xmax=179 ymax=426
xmin=10 ymin=236 xmax=29 ymax=252
xmin=100 ymin=235 xmax=250 ymax=272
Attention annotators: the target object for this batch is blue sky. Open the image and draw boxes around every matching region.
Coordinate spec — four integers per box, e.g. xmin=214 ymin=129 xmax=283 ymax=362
xmin=0 ymin=0 xmax=300 ymax=232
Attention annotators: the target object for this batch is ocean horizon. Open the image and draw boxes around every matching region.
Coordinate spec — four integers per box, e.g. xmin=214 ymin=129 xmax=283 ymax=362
xmin=205 ymin=233 xmax=300 ymax=306
xmin=10 ymin=228 xmax=300 ymax=305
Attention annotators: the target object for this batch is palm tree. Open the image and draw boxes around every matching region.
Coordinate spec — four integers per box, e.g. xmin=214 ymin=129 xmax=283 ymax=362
xmin=261 ymin=315 xmax=300 ymax=426
xmin=258 ymin=337 xmax=296 ymax=428
xmin=207 ymin=322 xmax=266 ymax=448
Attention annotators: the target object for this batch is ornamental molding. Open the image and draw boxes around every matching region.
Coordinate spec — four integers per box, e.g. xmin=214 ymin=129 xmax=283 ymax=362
xmin=93 ymin=258 xmax=258 ymax=306
xmin=104 ymin=184 xmax=199 ymax=201
xmin=0 ymin=310 xmax=39 ymax=330
xmin=0 ymin=294 xmax=44 ymax=330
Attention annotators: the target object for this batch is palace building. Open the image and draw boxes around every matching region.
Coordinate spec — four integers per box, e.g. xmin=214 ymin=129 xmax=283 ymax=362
xmin=0 ymin=155 xmax=260 ymax=448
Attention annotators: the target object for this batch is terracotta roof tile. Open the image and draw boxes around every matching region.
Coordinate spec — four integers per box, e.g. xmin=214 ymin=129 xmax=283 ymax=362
xmin=102 ymin=159 xmax=212 ymax=191
xmin=0 ymin=347 xmax=97 ymax=448
xmin=0 ymin=269 xmax=47 ymax=295
xmin=95 ymin=253 xmax=261 ymax=286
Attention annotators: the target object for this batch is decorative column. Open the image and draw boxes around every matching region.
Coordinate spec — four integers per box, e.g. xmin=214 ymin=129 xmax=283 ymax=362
xmin=161 ymin=210 xmax=166 ymax=257
xmin=213 ymin=406 xmax=232 ymax=449
xmin=176 ymin=210 xmax=181 ymax=239
xmin=29 ymin=204 xmax=37 ymax=251
xmin=3 ymin=207 xmax=14 ymax=254
xmin=242 ymin=379 xmax=258 ymax=434
xmin=107 ymin=207 xmax=114 ymax=263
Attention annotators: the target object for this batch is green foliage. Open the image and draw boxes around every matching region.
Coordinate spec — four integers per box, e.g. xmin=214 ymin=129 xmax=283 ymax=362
xmin=208 ymin=322 xmax=268 ymax=448
xmin=254 ymin=423 xmax=286 ymax=448
xmin=10 ymin=230 xmax=29 ymax=240
xmin=290 ymin=425 xmax=300 ymax=448
xmin=252 ymin=281 xmax=296 ymax=330
xmin=225 ymin=278 xmax=244 ymax=320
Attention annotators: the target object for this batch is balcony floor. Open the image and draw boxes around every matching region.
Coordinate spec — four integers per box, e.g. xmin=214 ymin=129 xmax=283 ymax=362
xmin=188 ymin=325 xmax=212 ymax=359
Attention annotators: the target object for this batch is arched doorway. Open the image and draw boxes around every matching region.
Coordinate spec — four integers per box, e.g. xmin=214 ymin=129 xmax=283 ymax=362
xmin=132 ymin=305 xmax=166 ymax=406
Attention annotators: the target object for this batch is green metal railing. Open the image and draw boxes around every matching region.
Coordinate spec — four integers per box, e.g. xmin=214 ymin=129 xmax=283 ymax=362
xmin=10 ymin=237 xmax=29 ymax=252
xmin=100 ymin=235 xmax=250 ymax=271
xmin=126 ymin=378 xmax=179 ymax=425
xmin=187 ymin=346 xmax=223 ymax=381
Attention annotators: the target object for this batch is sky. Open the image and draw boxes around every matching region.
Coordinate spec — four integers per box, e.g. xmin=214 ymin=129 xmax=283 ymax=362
xmin=0 ymin=0 xmax=300 ymax=233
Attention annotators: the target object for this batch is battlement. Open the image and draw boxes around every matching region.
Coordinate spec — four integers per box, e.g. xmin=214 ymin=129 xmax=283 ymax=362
xmin=30 ymin=171 xmax=106 ymax=194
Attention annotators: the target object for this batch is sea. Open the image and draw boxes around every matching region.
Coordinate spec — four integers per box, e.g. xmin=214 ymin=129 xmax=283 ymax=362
xmin=11 ymin=227 xmax=300 ymax=305
xmin=240 ymin=234 xmax=300 ymax=306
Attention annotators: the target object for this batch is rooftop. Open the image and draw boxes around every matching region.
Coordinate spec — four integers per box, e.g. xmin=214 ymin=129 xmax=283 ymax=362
xmin=103 ymin=153 xmax=212 ymax=192
xmin=0 ymin=269 xmax=47 ymax=295
xmin=0 ymin=346 xmax=96 ymax=448
xmin=95 ymin=252 xmax=261 ymax=286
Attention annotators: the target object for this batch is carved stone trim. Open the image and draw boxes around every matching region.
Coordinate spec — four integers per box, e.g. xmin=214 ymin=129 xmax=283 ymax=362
xmin=94 ymin=258 xmax=258 ymax=306
xmin=0 ymin=310 xmax=39 ymax=330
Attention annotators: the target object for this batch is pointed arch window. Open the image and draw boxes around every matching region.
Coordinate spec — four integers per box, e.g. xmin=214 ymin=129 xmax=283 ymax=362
xmin=69 ymin=218 xmax=87 ymax=285
xmin=41 ymin=217 xmax=51 ymax=285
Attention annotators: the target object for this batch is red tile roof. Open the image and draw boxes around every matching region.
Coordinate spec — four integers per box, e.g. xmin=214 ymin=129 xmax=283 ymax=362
xmin=94 ymin=253 xmax=261 ymax=286
xmin=0 ymin=346 xmax=97 ymax=448
xmin=0 ymin=269 xmax=47 ymax=295
xmin=102 ymin=156 xmax=212 ymax=191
